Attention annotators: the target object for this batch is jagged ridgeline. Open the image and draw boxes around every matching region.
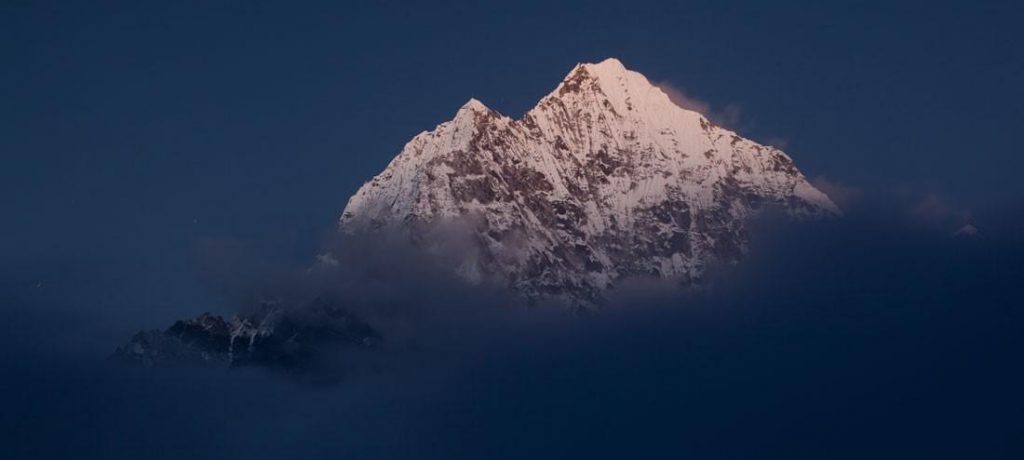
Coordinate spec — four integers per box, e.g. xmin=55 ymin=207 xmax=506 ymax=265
xmin=339 ymin=58 xmax=838 ymax=306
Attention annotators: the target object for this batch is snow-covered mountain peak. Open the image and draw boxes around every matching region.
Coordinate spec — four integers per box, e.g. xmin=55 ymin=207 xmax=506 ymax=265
xmin=552 ymin=59 xmax=675 ymax=106
xmin=449 ymin=98 xmax=498 ymax=129
xmin=534 ymin=58 xmax=710 ymax=152
xmin=457 ymin=97 xmax=491 ymax=115
xmin=561 ymin=57 xmax=633 ymax=89
xmin=340 ymin=59 xmax=839 ymax=307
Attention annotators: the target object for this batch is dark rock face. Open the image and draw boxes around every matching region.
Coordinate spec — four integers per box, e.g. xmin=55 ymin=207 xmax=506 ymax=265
xmin=112 ymin=297 xmax=379 ymax=372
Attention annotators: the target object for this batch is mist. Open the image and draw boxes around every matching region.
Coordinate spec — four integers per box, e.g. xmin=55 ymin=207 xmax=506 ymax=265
xmin=2 ymin=194 xmax=1022 ymax=459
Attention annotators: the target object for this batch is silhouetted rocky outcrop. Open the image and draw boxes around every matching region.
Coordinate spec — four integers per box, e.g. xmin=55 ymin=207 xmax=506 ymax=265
xmin=113 ymin=297 xmax=379 ymax=373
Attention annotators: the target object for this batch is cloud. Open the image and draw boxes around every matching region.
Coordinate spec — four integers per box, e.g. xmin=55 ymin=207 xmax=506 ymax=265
xmin=6 ymin=203 xmax=1024 ymax=458
xmin=655 ymin=81 xmax=743 ymax=128
xmin=908 ymin=192 xmax=973 ymax=229
xmin=911 ymin=193 xmax=953 ymax=222
xmin=4 ymin=195 xmax=1021 ymax=459
xmin=812 ymin=176 xmax=863 ymax=209
xmin=764 ymin=137 xmax=790 ymax=150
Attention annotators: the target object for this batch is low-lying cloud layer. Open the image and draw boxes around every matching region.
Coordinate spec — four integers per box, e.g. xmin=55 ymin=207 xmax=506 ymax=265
xmin=2 ymin=192 xmax=1022 ymax=459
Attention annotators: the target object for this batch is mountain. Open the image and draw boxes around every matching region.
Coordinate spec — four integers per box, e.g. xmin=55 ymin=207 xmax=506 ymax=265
xmin=113 ymin=297 xmax=379 ymax=371
xmin=339 ymin=58 xmax=838 ymax=306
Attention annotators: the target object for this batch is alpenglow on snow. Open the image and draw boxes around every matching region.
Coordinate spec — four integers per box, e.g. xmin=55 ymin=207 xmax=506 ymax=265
xmin=339 ymin=58 xmax=838 ymax=305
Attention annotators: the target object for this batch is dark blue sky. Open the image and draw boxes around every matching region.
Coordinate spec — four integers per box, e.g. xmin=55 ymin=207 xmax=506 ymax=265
xmin=2 ymin=1 xmax=1022 ymax=308
xmin=3 ymin=3 xmax=1024 ymax=458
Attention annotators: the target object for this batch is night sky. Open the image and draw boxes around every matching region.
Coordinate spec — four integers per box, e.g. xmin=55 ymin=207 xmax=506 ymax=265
xmin=2 ymin=1 xmax=1023 ymax=458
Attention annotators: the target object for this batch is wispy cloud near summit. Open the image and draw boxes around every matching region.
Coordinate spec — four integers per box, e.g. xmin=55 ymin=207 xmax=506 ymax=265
xmin=655 ymin=80 xmax=743 ymax=129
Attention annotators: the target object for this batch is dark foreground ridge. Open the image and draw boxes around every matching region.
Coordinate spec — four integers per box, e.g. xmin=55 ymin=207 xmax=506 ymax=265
xmin=112 ymin=296 xmax=380 ymax=372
